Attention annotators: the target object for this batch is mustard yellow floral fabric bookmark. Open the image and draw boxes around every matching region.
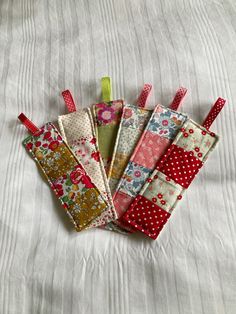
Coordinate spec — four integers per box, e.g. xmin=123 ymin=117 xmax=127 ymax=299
xmin=18 ymin=113 xmax=107 ymax=232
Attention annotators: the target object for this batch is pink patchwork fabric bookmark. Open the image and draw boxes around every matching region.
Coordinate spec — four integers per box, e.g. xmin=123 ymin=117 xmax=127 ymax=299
xmin=108 ymin=84 xmax=153 ymax=194
xmin=18 ymin=113 xmax=108 ymax=231
xmin=121 ymin=98 xmax=226 ymax=239
xmin=92 ymin=77 xmax=124 ymax=174
xmin=58 ymin=90 xmax=117 ymax=228
xmin=112 ymin=87 xmax=187 ymax=229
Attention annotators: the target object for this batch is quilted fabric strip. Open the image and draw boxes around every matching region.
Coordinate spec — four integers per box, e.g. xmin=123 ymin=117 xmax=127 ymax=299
xmin=112 ymin=105 xmax=187 ymax=221
xmin=122 ymin=119 xmax=220 ymax=239
xmin=92 ymin=100 xmax=123 ymax=173
xmin=22 ymin=122 xmax=108 ymax=231
xmin=108 ymin=103 xmax=152 ymax=194
xmin=58 ymin=108 xmax=117 ymax=228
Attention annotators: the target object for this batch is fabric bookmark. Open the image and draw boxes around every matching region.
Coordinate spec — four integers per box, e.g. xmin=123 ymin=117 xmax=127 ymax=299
xmin=108 ymin=84 xmax=153 ymax=195
xmin=112 ymin=87 xmax=187 ymax=229
xmin=58 ymin=90 xmax=117 ymax=228
xmin=92 ymin=77 xmax=124 ymax=174
xmin=122 ymin=98 xmax=226 ymax=239
xmin=18 ymin=114 xmax=108 ymax=231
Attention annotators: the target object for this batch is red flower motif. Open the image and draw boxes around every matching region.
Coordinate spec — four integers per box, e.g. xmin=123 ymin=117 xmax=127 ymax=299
xmin=161 ymin=200 xmax=166 ymax=205
xmin=202 ymin=130 xmax=206 ymax=135
xmin=70 ymin=166 xmax=94 ymax=188
xmin=162 ymin=120 xmax=169 ymax=126
xmin=154 ymin=174 xmax=158 ymax=179
xmin=152 ymin=197 xmax=157 ymax=203
xmin=177 ymin=195 xmax=182 ymax=200
xmin=123 ymin=108 xmax=133 ymax=119
xmin=189 ymin=129 xmax=194 ymax=134
xmin=210 ymin=132 xmax=215 ymax=137
xmin=54 ymin=183 xmax=63 ymax=196
xmin=157 ymin=193 xmax=163 ymax=199
xmin=81 ymin=176 xmax=94 ymax=188
xmin=70 ymin=168 xmax=84 ymax=184
xmin=90 ymin=137 xmax=97 ymax=145
xmin=194 ymin=147 xmax=200 ymax=152
xmin=42 ymin=143 xmax=48 ymax=148
xmin=49 ymin=140 xmax=59 ymax=151
xmin=181 ymin=128 xmax=185 ymax=132
xmin=26 ymin=142 xmax=33 ymax=150
xmin=198 ymin=152 xmax=202 ymax=158
xmin=91 ymin=151 xmax=100 ymax=162
xmin=43 ymin=131 xmax=51 ymax=140
xmin=183 ymin=132 xmax=189 ymax=138
xmin=147 ymin=178 xmax=152 ymax=183
xmin=166 ymin=176 xmax=171 ymax=181
xmin=35 ymin=141 xmax=41 ymax=147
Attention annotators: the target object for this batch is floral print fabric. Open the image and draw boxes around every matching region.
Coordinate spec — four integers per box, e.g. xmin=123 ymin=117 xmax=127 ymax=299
xmin=113 ymin=105 xmax=187 ymax=224
xmin=23 ymin=123 xmax=107 ymax=231
xmin=119 ymin=162 xmax=152 ymax=197
xmin=94 ymin=100 xmax=123 ymax=126
xmin=147 ymin=106 xmax=187 ymax=139
xmin=93 ymin=100 xmax=123 ymax=174
xmin=108 ymin=104 xmax=151 ymax=194
xmin=58 ymin=109 xmax=117 ymax=228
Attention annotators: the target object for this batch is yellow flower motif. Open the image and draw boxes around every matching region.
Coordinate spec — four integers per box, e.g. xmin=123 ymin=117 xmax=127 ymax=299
xmin=35 ymin=149 xmax=43 ymax=160
xmin=72 ymin=184 xmax=79 ymax=191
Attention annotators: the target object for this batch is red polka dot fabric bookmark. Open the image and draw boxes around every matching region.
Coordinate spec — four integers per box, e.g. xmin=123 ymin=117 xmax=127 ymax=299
xmin=112 ymin=87 xmax=187 ymax=231
xmin=121 ymin=97 xmax=226 ymax=239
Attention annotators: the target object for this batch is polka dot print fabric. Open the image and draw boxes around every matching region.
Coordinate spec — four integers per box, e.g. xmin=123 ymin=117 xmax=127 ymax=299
xmin=58 ymin=99 xmax=117 ymax=229
xmin=160 ymin=144 xmax=203 ymax=189
xmin=122 ymin=114 xmax=222 ymax=240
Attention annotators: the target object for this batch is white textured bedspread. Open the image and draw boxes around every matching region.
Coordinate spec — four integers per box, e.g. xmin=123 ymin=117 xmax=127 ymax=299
xmin=0 ymin=0 xmax=236 ymax=313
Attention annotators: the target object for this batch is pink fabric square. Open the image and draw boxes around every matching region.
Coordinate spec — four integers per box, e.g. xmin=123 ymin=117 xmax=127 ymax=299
xmin=113 ymin=191 xmax=134 ymax=217
xmin=132 ymin=131 xmax=170 ymax=169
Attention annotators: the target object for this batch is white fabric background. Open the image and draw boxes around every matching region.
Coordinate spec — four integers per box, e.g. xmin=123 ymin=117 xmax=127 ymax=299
xmin=0 ymin=0 xmax=236 ymax=313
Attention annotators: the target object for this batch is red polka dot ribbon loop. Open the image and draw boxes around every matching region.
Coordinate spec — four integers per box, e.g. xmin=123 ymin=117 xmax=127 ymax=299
xmin=18 ymin=113 xmax=40 ymax=134
xmin=202 ymin=97 xmax=226 ymax=130
xmin=169 ymin=87 xmax=187 ymax=111
xmin=137 ymin=83 xmax=152 ymax=108
xmin=62 ymin=90 xmax=77 ymax=113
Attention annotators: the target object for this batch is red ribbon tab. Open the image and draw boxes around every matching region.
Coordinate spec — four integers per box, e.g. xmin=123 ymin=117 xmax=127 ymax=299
xmin=62 ymin=90 xmax=77 ymax=113
xmin=18 ymin=113 xmax=40 ymax=134
xmin=202 ymin=97 xmax=226 ymax=130
xmin=137 ymin=84 xmax=152 ymax=108
xmin=169 ymin=87 xmax=187 ymax=111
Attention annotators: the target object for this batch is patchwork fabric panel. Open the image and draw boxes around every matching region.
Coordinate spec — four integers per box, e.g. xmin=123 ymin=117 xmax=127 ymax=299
xmin=147 ymin=106 xmax=187 ymax=139
xmin=142 ymin=171 xmax=184 ymax=213
xmin=113 ymin=191 xmax=134 ymax=217
xmin=132 ymin=131 xmax=170 ymax=169
xmin=58 ymin=108 xmax=117 ymax=228
xmin=93 ymin=100 xmax=123 ymax=173
xmin=160 ymin=144 xmax=203 ymax=189
xmin=23 ymin=122 xmax=107 ymax=231
xmin=108 ymin=103 xmax=152 ymax=194
xmin=119 ymin=162 xmax=152 ymax=197
xmin=122 ymin=118 xmax=221 ymax=239
xmin=122 ymin=195 xmax=171 ymax=238
xmin=113 ymin=104 xmax=187 ymax=224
